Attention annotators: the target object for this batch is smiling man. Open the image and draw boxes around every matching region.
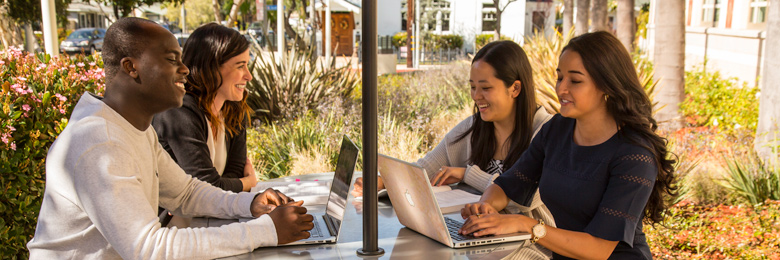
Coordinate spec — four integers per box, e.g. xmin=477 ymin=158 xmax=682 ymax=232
xmin=27 ymin=17 xmax=314 ymax=259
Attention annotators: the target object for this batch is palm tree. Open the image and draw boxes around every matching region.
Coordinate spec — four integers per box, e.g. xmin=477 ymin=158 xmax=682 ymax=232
xmin=652 ymin=0 xmax=685 ymax=130
xmin=590 ymin=0 xmax=608 ymax=32
xmin=617 ymin=0 xmax=634 ymax=52
xmin=563 ymin=0 xmax=573 ymax=36
xmin=575 ymin=0 xmax=590 ymax=35
xmin=756 ymin=0 xmax=780 ymax=161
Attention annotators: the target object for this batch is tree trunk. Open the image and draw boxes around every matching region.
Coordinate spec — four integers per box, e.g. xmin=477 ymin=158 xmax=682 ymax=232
xmin=282 ymin=1 xmax=308 ymax=53
xmin=0 ymin=7 xmax=22 ymax=50
xmin=494 ymin=0 xmax=502 ymax=40
xmin=575 ymin=0 xmax=590 ymax=35
xmin=563 ymin=0 xmax=573 ymax=36
xmin=617 ymin=0 xmax=635 ymax=52
xmin=652 ymin=0 xmax=685 ymax=130
xmin=212 ymin=0 xmax=223 ymax=23
xmin=225 ymin=0 xmax=245 ymax=28
xmin=590 ymin=0 xmax=608 ymax=32
xmin=755 ymin=0 xmax=780 ymax=161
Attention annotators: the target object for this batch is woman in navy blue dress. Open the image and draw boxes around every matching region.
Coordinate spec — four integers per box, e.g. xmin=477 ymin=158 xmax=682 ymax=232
xmin=458 ymin=31 xmax=676 ymax=259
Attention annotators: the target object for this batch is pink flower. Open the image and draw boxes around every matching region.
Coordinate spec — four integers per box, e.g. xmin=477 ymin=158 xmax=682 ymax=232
xmin=7 ymin=125 xmax=15 ymax=131
xmin=55 ymin=93 xmax=67 ymax=102
xmin=89 ymin=62 xmax=96 ymax=67
xmin=0 ymin=60 xmax=5 ymax=65
xmin=77 ymin=62 xmax=85 ymax=67
xmin=59 ymin=108 xmax=66 ymax=114
xmin=22 ymin=104 xmax=31 ymax=111
xmin=17 ymin=76 xmax=27 ymax=82
xmin=10 ymin=142 xmax=16 ymax=150
xmin=69 ymin=65 xmax=75 ymax=69
xmin=1 ymin=135 xmax=8 ymax=144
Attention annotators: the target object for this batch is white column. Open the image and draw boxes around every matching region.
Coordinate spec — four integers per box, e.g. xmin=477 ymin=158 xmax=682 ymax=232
xmin=413 ymin=0 xmax=420 ymax=68
xmin=325 ymin=0 xmax=331 ymax=60
xmin=181 ymin=4 xmax=186 ymax=33
xmin=41 ymin=0 xmax=58 ymax=57
xmin=277 ymin=0 xmax=284 ymax=59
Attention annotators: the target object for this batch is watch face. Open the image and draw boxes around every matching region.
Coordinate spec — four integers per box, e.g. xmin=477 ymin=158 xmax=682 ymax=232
xmin=533 ymin=224 xmax=546 ymax=237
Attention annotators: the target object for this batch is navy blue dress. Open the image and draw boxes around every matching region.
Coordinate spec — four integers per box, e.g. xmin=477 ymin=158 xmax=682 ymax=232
xmin=495 ymin=114 xmax=656 ymax=259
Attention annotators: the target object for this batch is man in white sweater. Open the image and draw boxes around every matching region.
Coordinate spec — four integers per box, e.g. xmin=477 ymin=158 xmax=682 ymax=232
xmin=27 ymin=17 xmax=314 ymax=259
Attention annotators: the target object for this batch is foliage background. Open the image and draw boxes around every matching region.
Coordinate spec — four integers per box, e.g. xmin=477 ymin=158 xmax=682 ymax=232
xmin=0 ymin=49 xmax=104 ymax=258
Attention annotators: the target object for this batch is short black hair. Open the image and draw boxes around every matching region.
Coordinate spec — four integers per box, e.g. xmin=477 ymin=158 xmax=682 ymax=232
xmin=102 ymin=17 xmax=159 ymax=83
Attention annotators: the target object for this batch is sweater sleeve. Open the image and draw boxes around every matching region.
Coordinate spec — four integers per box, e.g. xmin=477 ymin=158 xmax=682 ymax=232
xmin=73 ymin=143 xmax=276 ymax=260
xmin=153 ymin=100 xmax=244 ymax=192
xmin=222 ymin=124 xmax=248 ymax=180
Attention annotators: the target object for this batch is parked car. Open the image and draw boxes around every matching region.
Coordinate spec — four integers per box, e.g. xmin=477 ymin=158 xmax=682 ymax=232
xmin=247 ymin=22 xmax=263 ymax=37
xmin=60 ymin=28 xmax=106 ymax=55
xmin=174 ymin=33 xmax=190 ymax=47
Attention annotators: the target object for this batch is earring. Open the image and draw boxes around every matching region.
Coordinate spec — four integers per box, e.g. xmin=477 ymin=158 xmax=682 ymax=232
xmin=604 ymin=95 xmax=609 ymax=101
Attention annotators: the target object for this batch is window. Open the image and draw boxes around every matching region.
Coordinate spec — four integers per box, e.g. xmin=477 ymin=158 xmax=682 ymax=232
xmin=482 ymin=2 xmax=497 ymax=32
xmin=701 ymin=0 xmax=722 ymax=26
xmin=532 ymin=11 xmax=546 ymax=32
xmin=441 ymin=11 xmax=450 ymax=31
xmin=401 ymin=1 xmax=407 ymax=31
xmin=750 ymin=0 xmax=768 ymax=24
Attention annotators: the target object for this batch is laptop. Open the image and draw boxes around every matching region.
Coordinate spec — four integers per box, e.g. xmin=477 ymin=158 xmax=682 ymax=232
xmin=378 ymin=153 xmax=531 ymax=248
xmin=285 ymin=135 xmax=359 ymax=245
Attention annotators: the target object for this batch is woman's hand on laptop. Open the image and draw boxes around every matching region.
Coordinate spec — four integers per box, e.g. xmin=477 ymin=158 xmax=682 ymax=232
xmin=251 ymin=188 xmax=294 ymax=217
xmin=268 ymin=201 xmax=315 ymax=244
xmin=430 ymin=166 xmax=465 ymax=186
xmin=458 ymin=212 xmax=528 ymax=237
xmin=460 ymin=202 xmax=498 ymax=220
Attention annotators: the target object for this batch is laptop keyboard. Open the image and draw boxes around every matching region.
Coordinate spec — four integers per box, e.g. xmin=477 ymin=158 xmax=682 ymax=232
xmin=309 ymin=218 xmax=324 ymax=238
xmin=445 ymin=217 xmax=474 ymax=241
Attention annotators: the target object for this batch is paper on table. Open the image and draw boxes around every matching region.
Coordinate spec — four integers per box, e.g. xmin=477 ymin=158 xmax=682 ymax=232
xmin=251 ymin=180 xmax=331 ymax=206
xmin=434 ymin=189 xmax=482 ymax=214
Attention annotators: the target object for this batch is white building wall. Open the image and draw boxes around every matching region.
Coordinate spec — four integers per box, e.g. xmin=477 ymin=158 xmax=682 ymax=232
xmin=502 ymin=0 xmax=526 ymax=42
xmin=450 ymin=0 xmax=481 ymax=53
xmin=378 ymin=0 xmax=402 ymax=36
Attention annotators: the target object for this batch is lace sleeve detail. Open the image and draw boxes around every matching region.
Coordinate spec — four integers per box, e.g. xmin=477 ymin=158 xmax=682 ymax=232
xmin=619 ymin=154 xmax=653 ymax=165
xmin=600 ymin=207 xmax=637 ymax=223
xmin=511 ymin=169 xmax=538 ymax=184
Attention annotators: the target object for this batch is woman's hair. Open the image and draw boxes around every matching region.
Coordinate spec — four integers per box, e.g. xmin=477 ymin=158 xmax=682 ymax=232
xmin=562 ymin=31 xmax=677 ymax=224
xmin=456 ymin=40 xmax=538 ymax=172
xmin=182 ymin=23 xmax=252 ymax=137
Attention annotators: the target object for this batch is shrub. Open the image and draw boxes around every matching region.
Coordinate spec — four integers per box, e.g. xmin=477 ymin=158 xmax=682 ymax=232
xmin=718 ymin=152 xmax=780 ymax=205
xmin=475 ymin=33 xmax=511 ymax=51
xmin=428 ymin=34 xmax=463 ymax=50
xmin=391 ymin=31 xmax=407 ymax=48
xmin=0 ymin=49 xmax=104 ymax=258
xmin=680 ymin=65 xmax=759 ymax=136
xmin=245 ymin=46 xmax=360 ymax=122
xmin=522 ymin=31 xmax=658 ymax=114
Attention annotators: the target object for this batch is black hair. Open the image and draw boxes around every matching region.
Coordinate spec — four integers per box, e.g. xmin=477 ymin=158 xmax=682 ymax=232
xmin=456 ymin=40 xmax=538 ymax=172
xmin=562 ymin=31 xmax=677 ymax=224
xmin=102 ymin=17 xmax=159 ymax=84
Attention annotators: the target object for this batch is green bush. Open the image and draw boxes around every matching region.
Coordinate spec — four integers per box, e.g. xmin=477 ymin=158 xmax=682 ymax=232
xmin=475 ymin=33 xmax=511 ymax=51
xmin=428 ymin=34 xmax=464 ymax=50
xmin=245 ymin=45 xmax=360 ymax=122
xmin=392 ymin=31 xmax=407 ymax=48
xmin=718 ymin=152 xmax=780 ymax=205
xmin=681 ymin=65 xmax=759 ymax=135
xmin=0 ymin=49 xmax=104 ymax=258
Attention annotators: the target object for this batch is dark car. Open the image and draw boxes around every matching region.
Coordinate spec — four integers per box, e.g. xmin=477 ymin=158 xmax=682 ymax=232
xmin=60 ymin=28 xmax=106 ymax=55
xmin=247 ymin=22 xmax=263 ymax=37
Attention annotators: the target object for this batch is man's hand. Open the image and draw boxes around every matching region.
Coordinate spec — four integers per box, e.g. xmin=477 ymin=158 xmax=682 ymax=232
xmin=269 ymin=201 xmax=314 ymax=244
xmin=430 ymin=166 xmax=466 ymax=186
xmin=251 ymin=188 xmax=294 ymax=217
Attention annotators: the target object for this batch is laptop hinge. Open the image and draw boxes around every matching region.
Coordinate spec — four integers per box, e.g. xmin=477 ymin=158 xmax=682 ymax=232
xmin=323 ymin=214 xmax=338 ymax=236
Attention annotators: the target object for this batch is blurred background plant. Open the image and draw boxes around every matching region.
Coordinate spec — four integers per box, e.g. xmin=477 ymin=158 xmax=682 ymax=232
xmin=0 ymin=48 xmax=104 ymax=258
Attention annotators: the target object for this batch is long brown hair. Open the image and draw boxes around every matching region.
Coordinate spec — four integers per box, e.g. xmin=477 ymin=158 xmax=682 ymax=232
xmin=182 ymin=23 xmax=252 ymax=136
xmin=456 ymin=40 xmax=538 ymax=171
xmin=562 ymin=31 xmax=677 ymax=224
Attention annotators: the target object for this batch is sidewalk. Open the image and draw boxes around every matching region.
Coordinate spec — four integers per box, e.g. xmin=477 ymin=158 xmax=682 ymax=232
xmin=327 ymin=56 xmax=444 ymax=74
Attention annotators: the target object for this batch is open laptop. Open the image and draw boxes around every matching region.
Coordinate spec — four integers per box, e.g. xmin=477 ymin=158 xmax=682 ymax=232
xmin=378 ymin=153 xmax=531 ymax=248
xmin=285 ymin=135 xmax=359 ymax=245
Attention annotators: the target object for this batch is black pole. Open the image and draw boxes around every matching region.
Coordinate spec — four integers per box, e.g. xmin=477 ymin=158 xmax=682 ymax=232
xmin=357 ymin=0 xmax=384 ymax=256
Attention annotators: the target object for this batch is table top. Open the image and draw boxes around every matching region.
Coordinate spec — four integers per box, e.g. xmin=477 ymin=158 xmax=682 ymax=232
xmin=195 ymin=172 xmax=526 ymax=259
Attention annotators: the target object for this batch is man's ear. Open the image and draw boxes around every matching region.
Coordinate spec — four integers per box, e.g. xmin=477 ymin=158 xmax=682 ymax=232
xmin=511 ymin=80 xmax=522 ymax=98
xmin=120 ymin=57 xmax=138 ymax=79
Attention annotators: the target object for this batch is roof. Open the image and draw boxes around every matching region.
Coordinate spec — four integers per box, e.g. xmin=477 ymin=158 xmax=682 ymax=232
xmin=312 ymin=0 xmax=361 ymax=14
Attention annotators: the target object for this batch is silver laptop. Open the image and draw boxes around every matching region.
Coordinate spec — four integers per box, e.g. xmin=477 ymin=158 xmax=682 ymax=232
xmin=286 ymin=135 xmax=359 ymax=245
xmin=378 ymin=154 xmax=531 ymax=248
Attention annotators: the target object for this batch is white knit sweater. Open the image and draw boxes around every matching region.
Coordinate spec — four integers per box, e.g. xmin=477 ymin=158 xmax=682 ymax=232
xmin=415 ymin=107 xmax=557 ymax=226
xmin=28 ymin=93 xmax=277 ymax=260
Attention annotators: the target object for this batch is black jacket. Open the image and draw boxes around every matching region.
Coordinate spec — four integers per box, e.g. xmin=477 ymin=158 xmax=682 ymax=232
xmin=152 ymin=94 xmax=247 ymax=192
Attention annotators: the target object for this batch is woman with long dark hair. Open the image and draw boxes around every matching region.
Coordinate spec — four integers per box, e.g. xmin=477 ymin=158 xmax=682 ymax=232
xmin=153 ymin=23 xmax=257 ymax=193
xmin=353 ymin=41 xmax=555 ymax=257
xmin=459 ymin=31 xmax=676 ymax=259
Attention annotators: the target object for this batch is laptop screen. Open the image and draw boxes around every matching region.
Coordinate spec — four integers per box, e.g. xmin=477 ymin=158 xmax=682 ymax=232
xmin=324 ymin=135 xmax=359 ymax=228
